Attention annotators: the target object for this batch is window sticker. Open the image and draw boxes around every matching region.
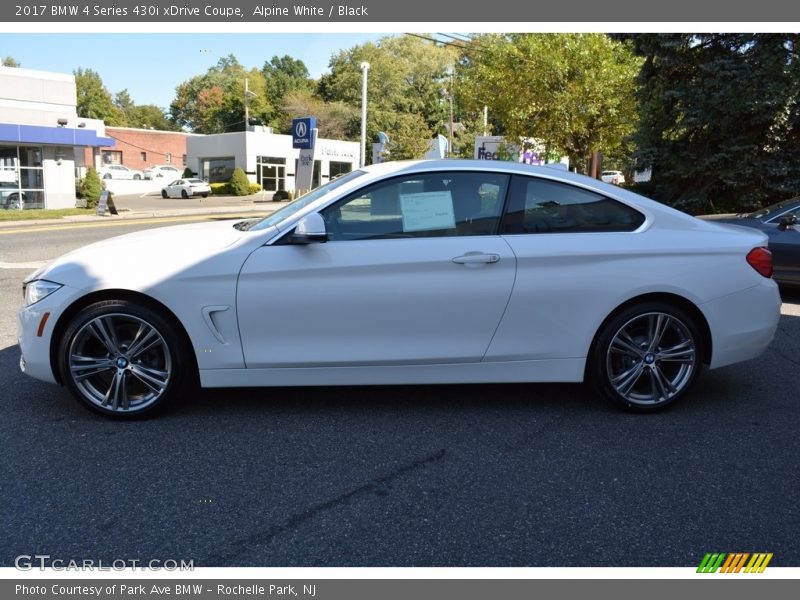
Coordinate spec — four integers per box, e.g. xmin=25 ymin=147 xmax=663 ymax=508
xmin=400 ymin=191 xmax=456 ymax=232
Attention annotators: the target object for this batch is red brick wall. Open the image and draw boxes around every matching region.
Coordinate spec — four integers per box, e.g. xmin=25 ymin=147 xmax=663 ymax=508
xmin=94 ymin=127 xmax=189 ymax=171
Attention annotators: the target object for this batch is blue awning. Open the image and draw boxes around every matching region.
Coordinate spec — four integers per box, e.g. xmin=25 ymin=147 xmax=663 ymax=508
xmin=0 ymin=122 xmax=115 ymax=147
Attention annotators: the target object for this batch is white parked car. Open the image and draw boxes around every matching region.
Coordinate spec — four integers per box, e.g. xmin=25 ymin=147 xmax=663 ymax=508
xmin=144 ymin=165 xmax=183 ymax=180
xmin=601 ymin=170 xmax=626 ymax=185
xmin=18 ymin=160 xmax=781 ymax=418
xmin=161 ymin=178 xmax=211 ymax=199
xmin=99 ymin=165 xmax=144 ymax=180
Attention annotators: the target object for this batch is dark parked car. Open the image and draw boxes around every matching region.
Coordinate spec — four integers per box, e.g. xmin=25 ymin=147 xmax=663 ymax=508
xmin=699 ymin=198 xmax=800 ymax=286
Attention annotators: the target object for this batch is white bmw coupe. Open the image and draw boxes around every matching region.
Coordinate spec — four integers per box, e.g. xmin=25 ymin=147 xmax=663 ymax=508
xmin=18 ymin=160 xmax=781 ymax=417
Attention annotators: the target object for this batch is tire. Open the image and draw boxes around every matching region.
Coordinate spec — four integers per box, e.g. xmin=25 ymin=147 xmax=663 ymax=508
xmin=103 ymin=174 xmax=112 ymax=180
xmin=133 ymin=174 xmax=141 ymax=180
xmin=161 ymin=190 xmax=168 ymax=198
xmin=58 ymin=300 xmax=194 ymax=419
xmin=201 ymin=193 xmax=208 ymax=198
xmin=588 ymin=302 xmax=703 ymax=412
xmin=181 ymin=189 xmax=189 ymax=199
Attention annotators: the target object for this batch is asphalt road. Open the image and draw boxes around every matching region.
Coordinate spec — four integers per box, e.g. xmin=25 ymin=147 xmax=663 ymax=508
xmin=1 ymin=219 xmax=799 ymax=567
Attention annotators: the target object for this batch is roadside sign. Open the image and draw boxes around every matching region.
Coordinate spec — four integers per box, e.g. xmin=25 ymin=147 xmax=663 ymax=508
xmin=96 ymin=191 xmax=118 ymax=216
xmin=292 ymin=117 xmax=317 ymax=149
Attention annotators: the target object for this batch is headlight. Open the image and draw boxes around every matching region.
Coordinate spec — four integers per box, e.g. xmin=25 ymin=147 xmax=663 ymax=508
xmin=24 ymin=279 xmax=63 ymax=306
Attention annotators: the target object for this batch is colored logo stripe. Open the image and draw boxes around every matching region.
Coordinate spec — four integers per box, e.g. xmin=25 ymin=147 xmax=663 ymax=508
xmin=697 ymin=552 xmax=773 ymax=573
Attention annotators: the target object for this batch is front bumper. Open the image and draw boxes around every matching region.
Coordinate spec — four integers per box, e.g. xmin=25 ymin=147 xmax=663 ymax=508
xmin=17 ymin=283 xmax=84 ymax=384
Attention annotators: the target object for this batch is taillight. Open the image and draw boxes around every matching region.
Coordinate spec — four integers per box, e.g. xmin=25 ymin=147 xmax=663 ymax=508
xmin=746 ymin=247 xmax=773 ymax=278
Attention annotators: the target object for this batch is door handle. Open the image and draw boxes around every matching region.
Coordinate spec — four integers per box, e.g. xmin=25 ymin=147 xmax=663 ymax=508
xmin=452 ymin=252 xmax=501 ymax=265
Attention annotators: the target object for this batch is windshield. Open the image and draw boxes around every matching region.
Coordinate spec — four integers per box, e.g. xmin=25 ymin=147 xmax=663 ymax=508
xmin=248 ymin=169 xmax=367 ymax=231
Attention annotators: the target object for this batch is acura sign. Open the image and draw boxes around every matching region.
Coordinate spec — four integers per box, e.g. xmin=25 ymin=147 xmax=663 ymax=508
xmin=292 ymin=117 xmax=316 ymax=149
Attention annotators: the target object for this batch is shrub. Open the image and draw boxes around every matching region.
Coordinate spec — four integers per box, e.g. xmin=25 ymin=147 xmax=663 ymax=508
xmin=229 ymin=167 xmax=251 ymax=196
xmin=248 ymin=183 xmax=262 ymax=194
xmin=79 ymin=168 xmax=103 ymax=208
xmin=210 ymin=182 xmax=232 ymax=195
xmin=272 ymin=189 xmax=293 ymax=201
xmin=182 ymin=167 xmax=195 ymax=178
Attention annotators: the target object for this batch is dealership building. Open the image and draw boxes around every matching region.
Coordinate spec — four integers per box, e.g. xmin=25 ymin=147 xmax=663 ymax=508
xmin=0 ymin=66 xmax=113 ymax=210
xmin=186 ymin=126 xmax=360 ymax=193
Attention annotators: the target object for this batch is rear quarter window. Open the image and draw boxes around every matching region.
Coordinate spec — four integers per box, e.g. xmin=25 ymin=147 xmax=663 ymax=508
xmin=502 ymin=176 xmax=645 ymax=234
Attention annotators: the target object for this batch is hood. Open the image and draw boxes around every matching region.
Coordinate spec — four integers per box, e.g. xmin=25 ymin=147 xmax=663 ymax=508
xmin=31 ymin=219 xmax=252 ymax=290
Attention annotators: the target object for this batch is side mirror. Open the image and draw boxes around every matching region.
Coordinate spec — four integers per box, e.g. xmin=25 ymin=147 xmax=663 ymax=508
xmin=777 ymin=213 xmax=797 ymax=231
xmin=290 ymin=213 xmax=328 ymax=244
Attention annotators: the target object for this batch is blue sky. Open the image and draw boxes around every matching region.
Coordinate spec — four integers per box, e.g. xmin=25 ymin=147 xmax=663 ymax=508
xmin=0 ymin=33 xmax=388 ymax=109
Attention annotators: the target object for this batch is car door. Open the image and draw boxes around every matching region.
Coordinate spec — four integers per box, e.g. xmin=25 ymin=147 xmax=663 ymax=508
xmin=236 ymin=171 xmax=517 ymax=368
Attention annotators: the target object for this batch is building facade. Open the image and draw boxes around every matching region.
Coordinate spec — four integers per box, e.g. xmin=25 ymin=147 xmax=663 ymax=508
xmin=187 ymin=126 xmax=360 ymax=194
xmin=98 ymin=127 xmax=191 ymax=172
xmin=0 ymin=66 xmax=113 ymax=210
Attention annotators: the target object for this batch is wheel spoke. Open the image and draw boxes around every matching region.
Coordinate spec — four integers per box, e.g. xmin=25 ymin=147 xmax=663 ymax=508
xmin=656 ymin=339 xmax=695 ymax=363
xmin=70 ymin=355 xmax=115 ymax=381
xmin=611 ymin=332 xmax=644 ymax=359
xmin=648 ymin=314 xmax=670 ymax=353
xmin=130 ymin=364 xmax=169 ymax=394
xmin=88 ymin=318 xmax=119 ymax=355
xmin=651 ymin=365 xmax=677 ymax=401
xmin=612 ymin=362 xmax=645 ymax=397
xmin=127 ymin=324 xmax=160 ymax=358
xmin=103 ymin=371 xmax=124 ymax=408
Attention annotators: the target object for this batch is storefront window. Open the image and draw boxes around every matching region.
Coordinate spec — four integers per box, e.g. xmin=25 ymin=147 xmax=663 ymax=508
xmin=329 ymin=161 xmax=352 ymax=179
xmin=202 ymin=157 xmax=235 ymax=183
xmin=0 ymin=145 xmax=44 ymax=210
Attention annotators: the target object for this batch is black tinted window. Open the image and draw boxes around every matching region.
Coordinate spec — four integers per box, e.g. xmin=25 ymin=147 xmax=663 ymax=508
xmin=503 ymin=176 xmax=645 ymax=234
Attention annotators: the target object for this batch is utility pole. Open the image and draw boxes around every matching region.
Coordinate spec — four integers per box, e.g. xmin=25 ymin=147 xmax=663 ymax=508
xmin=360 ymin=62 xmax=370 ymax=167
xmin=448 ymin=67 xmax=454 ymax=158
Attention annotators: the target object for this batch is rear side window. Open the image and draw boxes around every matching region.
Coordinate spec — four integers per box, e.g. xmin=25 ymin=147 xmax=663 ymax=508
xmin=502 ymin=176 xmax=645 ymax=234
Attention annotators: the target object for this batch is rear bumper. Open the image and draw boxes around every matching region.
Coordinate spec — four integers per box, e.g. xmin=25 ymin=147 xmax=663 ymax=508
xmin=703 ymin=280 xmax=782 ymax=369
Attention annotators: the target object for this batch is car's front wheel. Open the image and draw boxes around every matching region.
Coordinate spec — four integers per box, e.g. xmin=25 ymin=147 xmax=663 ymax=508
xmin=181 ymin=190 xmax=189 ymax=199
xmin=589 ymin=302 xmax=703 ymax=412
xmin=133 ymin=174 xmax=141 ymax=180
xmin=58 ymin=300 xmax=193 ymax=418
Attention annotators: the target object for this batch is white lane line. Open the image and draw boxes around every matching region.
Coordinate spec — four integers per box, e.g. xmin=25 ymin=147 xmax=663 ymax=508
xmin=0 ymin=260 xmax=48 ymax=270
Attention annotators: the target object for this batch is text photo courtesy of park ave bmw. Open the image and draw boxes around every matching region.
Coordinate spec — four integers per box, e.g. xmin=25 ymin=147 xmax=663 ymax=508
xmin=1 ymin=1 xmax=800 ymax=593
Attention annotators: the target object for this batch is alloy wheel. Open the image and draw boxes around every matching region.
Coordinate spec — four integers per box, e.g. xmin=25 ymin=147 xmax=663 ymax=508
xmin=67 ymin=313 xmax=172 ymax=413
xmin=605 ymin=311 xmax=697 ymax=407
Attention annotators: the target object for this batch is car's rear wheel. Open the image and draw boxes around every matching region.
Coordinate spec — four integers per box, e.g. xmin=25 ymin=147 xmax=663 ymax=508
xmin=133 ymin=174 xmax=141 ymax=180
xmin=202 ymin=193 xmax=208 ymax=198
xmin=181 ymin=190 xmax=189 ymax=199
xmin=58 ymin=300 xmax=193 ymax=418
xmin=161 ymin=190 xmax=168 ymax=198
xmin=589 ymin=302 xmax=702 ymax=412
xmin=103 ymin=174 xmax=112 ymax=180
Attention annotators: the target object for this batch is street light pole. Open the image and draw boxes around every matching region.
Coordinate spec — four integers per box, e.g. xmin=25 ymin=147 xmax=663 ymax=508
xmin=360 ymin=61 xmax=370 ymax=168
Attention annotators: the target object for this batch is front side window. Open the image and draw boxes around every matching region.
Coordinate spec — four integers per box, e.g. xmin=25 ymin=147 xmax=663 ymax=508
xmin=503 ymin=176 xmax=645 ymax=234
xmin=320 ymin=171 xmax=509 ymax=241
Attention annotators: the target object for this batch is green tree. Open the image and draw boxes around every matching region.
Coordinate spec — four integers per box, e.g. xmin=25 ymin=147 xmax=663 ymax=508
xmin=278 ymin=89 xmax=357 ymax=139
xmin=381 ymin=113 xmax=433 ymax=160
xmin=262 ymin=55 xmax=312 ymax=125
xmin=75 ymin=68 xmax=125 ymax=125
xmin=170 ymin=56 xmax=271 ymax=133
xmin=621 ymin=34 xmax=800 ymax=213
xmin=2 ymin=56 xmax=21 ymax=67
xmin=318 ymin=35 xmax=456 ymax=159
xmin=458 ymin=34 xmax=641 ymax=171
